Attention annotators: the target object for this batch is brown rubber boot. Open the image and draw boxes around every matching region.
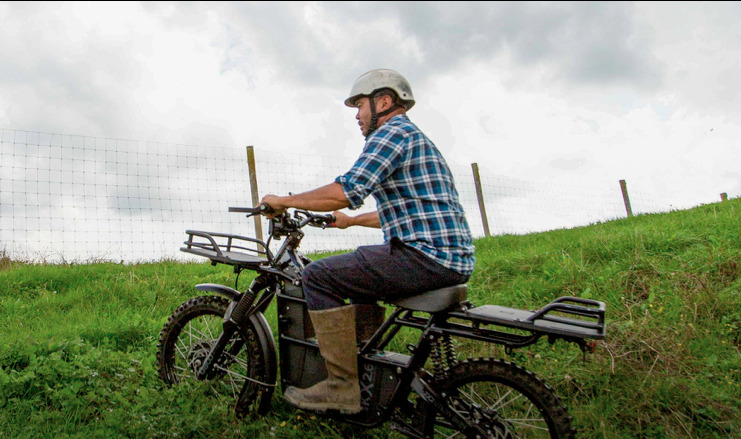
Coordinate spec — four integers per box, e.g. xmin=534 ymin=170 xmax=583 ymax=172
xmin=354 ymin=303 xmax=386 ymax=344
xmin=283 ymin=305 xmax=362 ymax=414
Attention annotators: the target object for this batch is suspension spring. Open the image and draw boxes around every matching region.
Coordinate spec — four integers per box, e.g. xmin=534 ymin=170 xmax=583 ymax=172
xmin=230 ymin=289 xmax=257 ymax=324
xmin=441 ymin=333 xmax=458 ymax=370
xmin=431 ymin=336 xmax=446 ymax=379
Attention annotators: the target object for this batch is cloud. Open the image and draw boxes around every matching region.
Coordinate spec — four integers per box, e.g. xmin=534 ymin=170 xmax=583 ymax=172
xmin=634 ymin=2 xmax=741 ymax=117
xmin=219 ymin=2 xmax=414 ymax=87
xmin=213 ymin=2 xmax=663 ymax=93
xmin=0 ymin=2 xmax=670 ymax=147
xmin=0 ymin=3 xmax=153 ymax=136
xmin=1 ymin=2 xmax=739 ymax=188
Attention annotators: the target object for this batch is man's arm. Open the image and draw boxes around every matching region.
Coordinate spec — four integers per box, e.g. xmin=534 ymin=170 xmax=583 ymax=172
xmin=260 ymin=182 xmax=350 ymax=214
xmin=333 ymin=211 xmax=381 ymax=229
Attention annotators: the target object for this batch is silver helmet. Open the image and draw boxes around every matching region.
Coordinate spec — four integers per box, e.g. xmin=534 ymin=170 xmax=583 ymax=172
xmin=344 ymin=69 xmax=415 ymax=110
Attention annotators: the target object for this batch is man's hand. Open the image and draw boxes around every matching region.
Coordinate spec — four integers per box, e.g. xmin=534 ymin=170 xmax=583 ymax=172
xmin=259 ymin=194 xmax=287 ymax=218
xmin=331 ymin=211 xmax=353 ymax=229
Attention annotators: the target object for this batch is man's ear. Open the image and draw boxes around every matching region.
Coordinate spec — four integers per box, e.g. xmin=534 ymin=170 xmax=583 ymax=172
xmin=375 ymin=94 xmax=393 ymax=112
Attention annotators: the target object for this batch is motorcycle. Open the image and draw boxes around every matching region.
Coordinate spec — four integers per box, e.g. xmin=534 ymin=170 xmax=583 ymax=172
xmin=156 ymin=205 xmax=606 ymax=438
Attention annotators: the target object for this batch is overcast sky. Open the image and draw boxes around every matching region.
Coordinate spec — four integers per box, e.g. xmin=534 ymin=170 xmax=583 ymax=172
xmin=1 ymin=1 xmax=740 ymax=207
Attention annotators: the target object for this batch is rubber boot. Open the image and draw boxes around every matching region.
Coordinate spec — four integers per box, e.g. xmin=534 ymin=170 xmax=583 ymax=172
xmin=283 ymin=305 xmax=362 ymax=414
xmin=354 ymin=303 xmax=386 ymax=344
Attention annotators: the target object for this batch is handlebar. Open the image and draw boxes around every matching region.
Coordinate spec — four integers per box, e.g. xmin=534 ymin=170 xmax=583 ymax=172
xmin=299 ymin=210 xmax=336 ymax=229
xmin=228 ymin=205 xmax=336 ymax=229
xmin=228 ymin=204 xmax=275 ymax=216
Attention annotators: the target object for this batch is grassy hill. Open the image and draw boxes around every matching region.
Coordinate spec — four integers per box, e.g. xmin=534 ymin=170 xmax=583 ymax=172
xmin=1 ymin=199 xmax=739 ymax=438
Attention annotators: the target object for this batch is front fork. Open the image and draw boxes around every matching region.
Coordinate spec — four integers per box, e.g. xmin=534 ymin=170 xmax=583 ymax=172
xmin=195 ymin=277 xmax=264 ymax=380
xmin=195 ymin=303 xmax=240 ymax=380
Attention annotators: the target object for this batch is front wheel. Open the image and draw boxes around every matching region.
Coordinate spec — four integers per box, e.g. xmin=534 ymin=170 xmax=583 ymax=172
xmin=415 ymin=358 xmax=576 ymax=438
xmin=156 ymin=295 xmax=275 ymax=416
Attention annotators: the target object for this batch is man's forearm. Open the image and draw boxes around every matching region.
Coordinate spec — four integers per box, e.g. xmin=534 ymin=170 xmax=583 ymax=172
xmin=348 ymin=211 xmax=381 ymax=228
xmin=280 ymin=182 xmax=350 ymax=212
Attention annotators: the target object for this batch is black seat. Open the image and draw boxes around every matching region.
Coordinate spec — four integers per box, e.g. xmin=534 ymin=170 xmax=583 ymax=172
xmin=386 ymin=284 xmax=468 ymax=313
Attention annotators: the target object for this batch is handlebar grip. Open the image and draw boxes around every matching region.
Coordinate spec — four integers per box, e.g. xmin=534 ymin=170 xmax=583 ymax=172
xmin=228 ymin=204 xmax=276 ymax=215
xmin=228 ymin=207 xmax=257 ymax=213
xmin=259 ymin=203 xmax=276 ymax=215
xmin=311 ymin=213 xmax=337 ymax=228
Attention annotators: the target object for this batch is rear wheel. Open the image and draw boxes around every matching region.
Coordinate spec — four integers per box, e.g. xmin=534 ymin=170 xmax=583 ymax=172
xmin=415 ymin=358 xmax=575 ymax=438
xmin=156 ymin=295 xmax=274 ymax=415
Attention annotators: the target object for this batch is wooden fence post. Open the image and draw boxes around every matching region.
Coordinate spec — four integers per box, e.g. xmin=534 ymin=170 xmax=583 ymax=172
xmin=619 ymin=179 xmax=633 ymax=217
xmin=246 ymin=146 xmax=264 ymax=244
xmin=471 ymin=163 xmax=491 ymax=237
xmin=720 ymin=193 xmax=728 ymax=202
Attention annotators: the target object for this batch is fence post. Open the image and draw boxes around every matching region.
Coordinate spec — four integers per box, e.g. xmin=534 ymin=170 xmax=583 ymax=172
xmin=471 ymin=163 xmax=491 ymax=237
xmin=246 ymin=146 xmax=264 ymax=245
xmin=619 ymin=179 xmax=633 ymax=217
xmin=720 ymin=192 xmax=728 ymax=202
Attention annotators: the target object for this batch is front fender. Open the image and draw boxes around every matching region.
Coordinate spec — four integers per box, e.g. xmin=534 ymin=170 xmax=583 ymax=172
xmin=248 ymin=312 xmax=277 ymax=375
xmin=238 ymin=311 xmax=278 ymax=416
xmin=195 ymin=283 xmax=240 ymax=300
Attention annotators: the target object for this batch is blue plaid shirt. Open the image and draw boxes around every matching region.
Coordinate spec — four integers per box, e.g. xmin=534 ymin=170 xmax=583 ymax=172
xmin=335 ymin=115 xmax=475 ymax=275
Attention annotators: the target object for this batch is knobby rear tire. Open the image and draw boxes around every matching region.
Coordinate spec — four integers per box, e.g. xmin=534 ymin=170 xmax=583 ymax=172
xmin=417 ymin=358 xmax=576 ymax=438
xmin=156 ymin=295 xmax=274 ymax=416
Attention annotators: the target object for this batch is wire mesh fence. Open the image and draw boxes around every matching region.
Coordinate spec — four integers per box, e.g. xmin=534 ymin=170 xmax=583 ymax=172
xmin=0 ymin=128 xmax=722 ymax=263
xmin=1 ymin=130 xmax=250 ymax=262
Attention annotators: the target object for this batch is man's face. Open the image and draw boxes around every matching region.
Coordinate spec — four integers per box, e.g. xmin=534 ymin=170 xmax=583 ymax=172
xmin=353 ymin=96 xmax=372 ymax=137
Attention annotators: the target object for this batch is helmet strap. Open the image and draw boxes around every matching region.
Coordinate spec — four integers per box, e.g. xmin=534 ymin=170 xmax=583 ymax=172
xmin=366 ymin=91 xmax=401 ymax=137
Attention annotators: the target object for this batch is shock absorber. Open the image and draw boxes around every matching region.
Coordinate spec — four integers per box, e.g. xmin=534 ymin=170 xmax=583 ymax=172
xmin=230 ymin=274 xmax=269 ymax=324
xmin=430 ymin=336 xmax=446 ymax=379
xmin=229 ymin=288 xmax=257 ymax=324
xmin=441 ymin=333 xmax=458 ymax=371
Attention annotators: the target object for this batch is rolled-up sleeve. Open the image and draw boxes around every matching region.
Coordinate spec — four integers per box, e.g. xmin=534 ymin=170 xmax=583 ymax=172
xmin=334 ymin=128 xmax=406 ymax=210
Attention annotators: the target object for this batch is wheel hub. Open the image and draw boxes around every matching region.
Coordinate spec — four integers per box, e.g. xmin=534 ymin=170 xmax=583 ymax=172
xmin=187 ymin=340 xmax=216 ymax=374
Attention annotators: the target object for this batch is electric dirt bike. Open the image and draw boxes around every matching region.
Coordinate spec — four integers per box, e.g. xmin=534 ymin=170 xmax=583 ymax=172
xmin=156 ymin=205 xmax=607 ymax=438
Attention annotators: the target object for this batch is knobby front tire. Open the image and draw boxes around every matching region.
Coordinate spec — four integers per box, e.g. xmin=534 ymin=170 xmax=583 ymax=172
xmin=417 ymin=358 xmax=576 ymax=438
xmin=156 ymin=295 xmax=273 ymax=416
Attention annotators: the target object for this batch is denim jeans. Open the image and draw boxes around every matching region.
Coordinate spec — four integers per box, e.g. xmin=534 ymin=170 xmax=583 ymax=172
xmin=302 ymin=238 xmax=470 ymax=311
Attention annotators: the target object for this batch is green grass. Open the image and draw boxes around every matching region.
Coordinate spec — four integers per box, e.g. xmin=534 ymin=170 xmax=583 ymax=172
xmin=1 ymin=199 xmax=739 ymax=438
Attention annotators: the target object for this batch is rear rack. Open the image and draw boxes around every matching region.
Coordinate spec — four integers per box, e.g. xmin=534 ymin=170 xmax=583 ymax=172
xmin=181 ymin=230 xmax=269 ymax=267
xmin=449 ymin=296 xmax=606 ymax=340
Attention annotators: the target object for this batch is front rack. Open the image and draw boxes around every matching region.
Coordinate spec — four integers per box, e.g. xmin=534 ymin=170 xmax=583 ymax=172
xmin=181 ymin=230 xmax=270 ymax=267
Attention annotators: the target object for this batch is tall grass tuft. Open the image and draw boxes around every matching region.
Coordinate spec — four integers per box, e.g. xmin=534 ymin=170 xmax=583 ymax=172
xmin=0 ymin=250 xmax=12 ymax=270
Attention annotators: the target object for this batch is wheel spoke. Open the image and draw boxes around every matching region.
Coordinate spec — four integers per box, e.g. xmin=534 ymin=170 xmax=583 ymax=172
xmin=506 ymin=418 xmax=549 ymax=430
xmin=174 ymin=342 xmax=189 ymax=361
xmin=215 ymin=365 xmax=248 ymax=381
xmin=460 ymin=383 xmax=489 ymax=406
xmin=227 ymin=356 xmax=250 ymax=370
xmin=184 ymin=320 xmax=217 ymax=341
xmin=224 ymin=366 xmax=239 ymax=398
xmin=434 ymin=427 xmax=463 ymax=439
xmin=203 ymin=317 xmax=214 ymax=339
xmin=492 ymin=387 xmax=517 ymax=409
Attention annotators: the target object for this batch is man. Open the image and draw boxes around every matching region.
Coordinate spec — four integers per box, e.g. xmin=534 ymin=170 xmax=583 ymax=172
xmin=260 ymin=69 xmax=475 ymax=414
